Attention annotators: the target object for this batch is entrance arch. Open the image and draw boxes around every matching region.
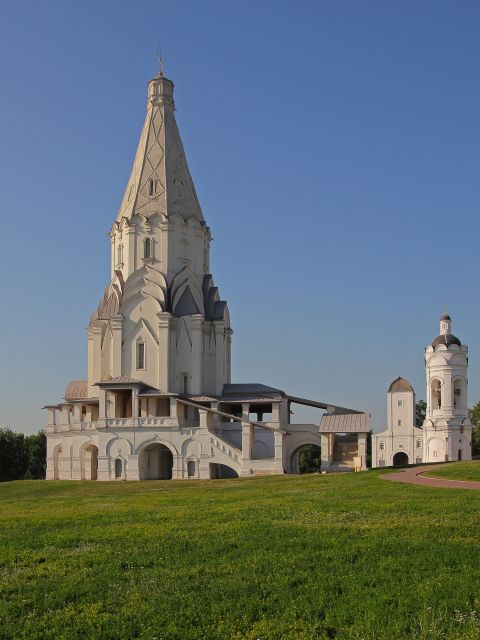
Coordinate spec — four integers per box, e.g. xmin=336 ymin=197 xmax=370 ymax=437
xmin=291 ymin=444 xmax=321 ymax=474
xmin=392 ymin=451 xmax=409 ymax=467
xmin=81 ymin=444 xmax=98 ymax=480
xmin=139 ymin=443 xmax=173 ymax=480
xmin=53 ymin=444 xmax=62 ymax=480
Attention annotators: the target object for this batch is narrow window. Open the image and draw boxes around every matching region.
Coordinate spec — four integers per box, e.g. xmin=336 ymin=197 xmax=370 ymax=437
xmin=397 ymin=420 xmax=402 ymax=426
xmin=379 ymin=442 xmax=385 ymax=450
xmin=148 ymin=179 xmax=156 ymax=196
xmin=117 ymin=244 xmax=123 ymax=266
xmin=137 ymin=341 xmax=145 ymax=369
xmin=144 ymin=237 xmax=152 ymax=259
xmin=115 ymin=458 xmax=123 ymax=479
xmin=183 ymin=375 xmax=188 ymax=394
xmin=187 ymin=460 xmax=196 ymax=478
xmin=398 ymin=400 xmax=404 ymax=407
xmin=417 ymin=440 xmax=422 ymax=448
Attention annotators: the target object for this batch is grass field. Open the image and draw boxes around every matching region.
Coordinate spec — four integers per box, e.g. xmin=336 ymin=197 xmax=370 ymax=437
xmin=426 ymin=460 xmax=480 ymax=482
xmin=1 ymin=471 xmax=480 ymax=640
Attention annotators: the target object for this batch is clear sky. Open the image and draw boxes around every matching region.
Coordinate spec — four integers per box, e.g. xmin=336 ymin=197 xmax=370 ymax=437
xmin=1 ymin=0 xmax=479 ymax=433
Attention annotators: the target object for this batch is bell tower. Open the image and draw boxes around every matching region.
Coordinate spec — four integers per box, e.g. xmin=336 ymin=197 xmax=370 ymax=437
xmin=423 ymin=313 xmax=472 ymax=462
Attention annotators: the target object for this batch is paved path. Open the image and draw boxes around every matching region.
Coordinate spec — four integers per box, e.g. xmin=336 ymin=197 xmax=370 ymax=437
xmin=381 ymin=465 xmax=480 ymax=490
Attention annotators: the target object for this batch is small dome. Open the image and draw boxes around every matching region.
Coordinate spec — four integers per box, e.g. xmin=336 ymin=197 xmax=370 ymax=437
xmin=440 ymin=313 xmax=451 ymax=321
xmin=388 ymin=377 xmax=414 ymax=393
xmin=431 ymin=334 xmax=461 ymax=348
xmin=65 ymin=380 xmax=88 ymax=400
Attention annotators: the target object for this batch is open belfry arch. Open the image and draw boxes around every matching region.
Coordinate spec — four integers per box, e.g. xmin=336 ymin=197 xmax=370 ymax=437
xmin=44 ymin=68 xmax=369 ymax=480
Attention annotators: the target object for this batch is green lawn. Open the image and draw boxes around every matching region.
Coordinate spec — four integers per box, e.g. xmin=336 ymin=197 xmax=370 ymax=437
xmin=1 ymin=472 xmax=480 ymax=640
xmin=425 ymin=460 xmax=480 ymax=482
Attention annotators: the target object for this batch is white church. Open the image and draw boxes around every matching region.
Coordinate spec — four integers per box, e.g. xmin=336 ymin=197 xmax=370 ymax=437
xmin=44 ymin=68 xmax=371 ymax=481
xmin=372 ymin=313 xmax=472 ymax=467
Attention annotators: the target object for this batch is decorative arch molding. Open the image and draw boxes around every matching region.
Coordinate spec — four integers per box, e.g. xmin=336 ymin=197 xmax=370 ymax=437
xmin=171 ymin=267 xmax=205 ymax=317
xmin=181 ymin=437 xmax=202 ymax=458
xmin=106 ymin=436 xmax=133 ymax=458
xmin=428 ymin=355 xmax=449 ymax=366
xmin=121 ymin=265 xmax=168 ymax=313
xmin=123 ymin=317 xmax=159 ymax=347
xmin=135 ymin=438 xmax=179 ymax=457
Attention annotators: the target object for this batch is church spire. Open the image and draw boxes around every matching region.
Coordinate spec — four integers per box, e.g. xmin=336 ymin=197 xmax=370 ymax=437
xmin=116 ymin=71 xmax=204 ymax=224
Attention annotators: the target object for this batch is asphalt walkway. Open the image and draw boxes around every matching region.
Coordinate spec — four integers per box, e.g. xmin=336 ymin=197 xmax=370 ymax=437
xmin=381 ymin=464 xmax=480 ymax=490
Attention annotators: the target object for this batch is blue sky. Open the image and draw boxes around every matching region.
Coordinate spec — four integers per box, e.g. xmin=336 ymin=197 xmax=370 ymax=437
xmin=1 ymin=0 xmax=479 ymax=433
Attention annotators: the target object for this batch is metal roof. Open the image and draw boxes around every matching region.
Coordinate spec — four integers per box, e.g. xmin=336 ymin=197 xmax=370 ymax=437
xmin=222 ymin=383 xmax=284 ymax=395
xmin=319 ymin=413 xmax=371 ymax=433
xmin=217 ymin=395 xmax=281 ymax=403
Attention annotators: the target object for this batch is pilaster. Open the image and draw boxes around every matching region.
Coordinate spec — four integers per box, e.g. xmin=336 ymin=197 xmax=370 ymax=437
xmin=190 ymin=315 xmax=203 ymax=395
xmin=157 ymin=312 xmax=172 ymax=392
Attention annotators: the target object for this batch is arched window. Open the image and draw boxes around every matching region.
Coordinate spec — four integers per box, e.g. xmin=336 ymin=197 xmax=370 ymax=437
xmin=117 ymin=244 xmax=123 ymax=266
xmin=115 ymin=458 xmax=123 ymax=479
xmin=144 ymin=237 xmax=152 ymax=259
xmin=454 ymin=378 xmax=464 ymax=409
xmin=431 ymin=380 xmax=442 ymax=410
xmin=136 ymin=339 xmax=145 ymax=370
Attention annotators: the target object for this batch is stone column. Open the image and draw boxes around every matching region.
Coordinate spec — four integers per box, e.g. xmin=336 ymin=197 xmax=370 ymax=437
xmin=241 ymin=403 xmax=253 ymax=471
xmin=170 ymin=397 xmax=178 ymax=420
xmin=357 ymin=432 xmax=368 ymax=471
xmin=320 ymin=433 xmax=331 ymax=471
xmin=132 ymin=390 xmax=140 ymax=420
xmin=60 ymin=406 xmax=71 ymax=432
xmin=274 ymin=430 xmax=284 ymax=473
xmin=199 ymin=408 xmax=212 ymax=431
xmin=271 ymin=402 xmax=280 ymax=426
xmin=71 ymin=404 xmax=82 ymax=431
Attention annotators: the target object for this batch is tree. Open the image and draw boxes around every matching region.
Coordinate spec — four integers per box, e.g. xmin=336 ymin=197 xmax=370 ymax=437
xmin=24 ymin=431 xmax=47 ymax=479
xmin=416 ymin=400 xmax=427 ymax=427
xmin=0 ymin=429 xmax=27 ymax=482
xmin=0 ymin=428 xmax=46 ymax=481
xmin=469 ymin=402 xmax=480 ymax=456
xmin=298 ymin=444 xmax=322 ymax=473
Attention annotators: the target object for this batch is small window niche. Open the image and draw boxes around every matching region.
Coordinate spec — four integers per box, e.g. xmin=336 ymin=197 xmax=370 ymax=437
xmin=144 ymin=237 xmax=153 ymax=260
xmin=148 ymin=179 xmax=157 ymax=196
xmin=117 ymin=244 xmax=123 ymax=267
xmin=136 ymin=339 xmax=146 ymax=370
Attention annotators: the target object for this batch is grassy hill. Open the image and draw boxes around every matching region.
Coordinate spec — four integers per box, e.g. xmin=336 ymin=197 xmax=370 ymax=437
xmin=1 ymin=470 xmax=480 ymax=640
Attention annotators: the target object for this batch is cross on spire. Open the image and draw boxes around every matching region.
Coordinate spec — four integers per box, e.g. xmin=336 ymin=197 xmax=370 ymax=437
xmin=157 ymin=47 xmax=164 ymax=77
